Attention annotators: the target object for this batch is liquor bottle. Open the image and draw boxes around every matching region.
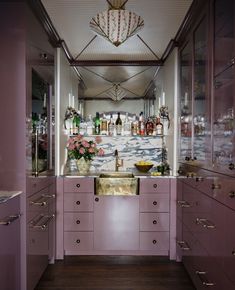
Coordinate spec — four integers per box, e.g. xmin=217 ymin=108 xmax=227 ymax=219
xmin=131 ymin=115 xmax=138 ymax=136
xmin=100 ymin=114 xmax=108 ymax=135
xmin=108 ymin=114 xmax=115 ymax=136
xmin=123 ymin=112 xmax=131 ymax=136
xmin=115 ymin=112 xmax=122 ymax=135
xmin=94 ymin=112 xmax=100 ymax=135
xmin=146 ymin=117 xmax=154 ymax=135
xmin=156 ymin=117 xmax=163 ymax=135
xmin=86 ymin=114 xmax=93 ymax=135
xmin=139 ymin=111 xmax=145 ymax=136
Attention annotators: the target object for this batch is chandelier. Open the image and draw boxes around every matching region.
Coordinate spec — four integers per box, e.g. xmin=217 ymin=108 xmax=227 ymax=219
xmin=90 ymin=0 xmax=144 ymax=47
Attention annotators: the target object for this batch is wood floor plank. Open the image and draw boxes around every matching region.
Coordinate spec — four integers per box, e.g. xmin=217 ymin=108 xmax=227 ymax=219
xmin=35 ymin=256 xmax=195 ymax=290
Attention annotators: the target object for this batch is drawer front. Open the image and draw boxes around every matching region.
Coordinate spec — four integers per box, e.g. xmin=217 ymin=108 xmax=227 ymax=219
xmin=27 ymin=176 xmax=53 ymax=196
xmin=64 ymin=212 xmax=93 ymax=231
xmin=64 ymin=178 xmax=94 ymax=193
xmin=140 ymin=232 xmax=169 ymax=251
xmin=64 ymin=193 xmax=94 ymax=212
xmin=27 ymin=187 xmax=52 ymax=215
xmin=139 ymin=178 xmax=169 ymax=194
xmin=139 ymin=194 xmax=169 ymax=212
xmin=140 ymin=213 xmax=169 ymax=231
xmin=64 ymin=231 xmax=93 ymax=251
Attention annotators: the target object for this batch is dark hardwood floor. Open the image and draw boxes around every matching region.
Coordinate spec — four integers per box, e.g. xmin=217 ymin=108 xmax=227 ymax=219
xmin=35 ymin=256 xmax=195 ymax=290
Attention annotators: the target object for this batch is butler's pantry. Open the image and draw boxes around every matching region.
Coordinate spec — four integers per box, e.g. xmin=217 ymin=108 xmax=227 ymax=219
xmin=1 ymin=0 xmax=235 ymax=289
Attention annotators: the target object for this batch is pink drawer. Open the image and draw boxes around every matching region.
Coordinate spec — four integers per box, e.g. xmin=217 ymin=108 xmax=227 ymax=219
xmin=140 ymin=231 xmax=169 ymax=252
xmin=139 ymin=194 xmax=169 ymax=212
xmin=64 ymin=178 xmax=94 ymax=193
xmin=64 ymin=193 xmax=93 ymax=212
xmin=64 ymin=232 xmax=93 ymax=252
xmin=64 ymin=212 xmax=93 ymax=231
xmin=27 ymin=187 xmax=53 ymax=215
xmin=27 ymin=176 xmax=52 ymax=196
xmin=140 ymin=212 xmax=169 ymax=231
xmin=139 ymin=178 xmax=169 ymax=194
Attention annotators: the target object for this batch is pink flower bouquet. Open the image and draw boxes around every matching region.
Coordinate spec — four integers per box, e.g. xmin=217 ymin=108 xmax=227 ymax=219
xmin=67 ymin=134 xmax=104 ymax=161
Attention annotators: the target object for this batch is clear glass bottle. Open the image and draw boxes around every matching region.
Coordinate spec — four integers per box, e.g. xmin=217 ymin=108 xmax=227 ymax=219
xmin=108 ymin=114 xmax=115 ymax=136
xmin=123 ymin=112 xmax=131 ymax=136
xmin=156 ymin=117 xmax=163 ymax=136
xmin=115 ymin=112 xmax=122 ymax=135
xmin=86 ymin=114 xmax=93 ymax=135
xmin=94 ymin=112 xmax=100 ymax=135
xmin=131 ymin=114 xmax=138 ymax=136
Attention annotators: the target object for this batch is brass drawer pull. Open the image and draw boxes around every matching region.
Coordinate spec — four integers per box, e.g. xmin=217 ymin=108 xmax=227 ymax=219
xmin=76 ymin=220 xmax=80 ymax=224
xmin=76 ymin=201 xmax=80 ymax=205
xmin=196 ymin=218 xmax=216 ymax=229
xmin=211 ymin=184 xmax=221 ymax=190
xmin=0 ymin=214 xmax=21 ymax=226
xmin=76 ymin=184 xmax=80 ymax=188
xmin=153 ymin=201 xmax=157 ymax=206
xmin=153 ymin=220 xmax=157 ymax=225
xmin=177 ymin=240 xmax=190 ymax=251
xmin=177 ymin=200 xmax=191 ymax=208
xmin=196 ymin=271 xmax=214 ymax=286
xmin=76 ymin=239 xmax=80 ymax=244
xmin=196 ymin=177 xmax=204 ymax=182
xmin=152 ymin=239 xmax=157 ymax=244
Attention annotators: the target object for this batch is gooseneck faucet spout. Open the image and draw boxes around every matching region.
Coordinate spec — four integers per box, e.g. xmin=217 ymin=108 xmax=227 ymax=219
xmin=114 ymin=150 xmax=123 ymax=171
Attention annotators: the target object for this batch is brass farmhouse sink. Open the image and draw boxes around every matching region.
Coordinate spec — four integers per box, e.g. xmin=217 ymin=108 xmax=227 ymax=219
xmin=95 ymin=172 xmax=138 ymax=196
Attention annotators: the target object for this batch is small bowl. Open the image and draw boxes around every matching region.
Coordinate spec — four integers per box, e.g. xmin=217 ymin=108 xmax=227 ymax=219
xmin=134 ymin=163 xmax=153 ymax=173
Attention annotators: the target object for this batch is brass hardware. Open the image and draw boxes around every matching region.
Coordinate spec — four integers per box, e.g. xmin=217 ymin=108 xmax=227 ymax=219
xmin=196 ymin=177 xmax=204 ymax=182
xmin=177 ymin=240 xmax=191 ymax=251
xmin=153 ymin=220 xmax=157 ymax=224
xmin=95 ymin=197 xmax=99 ymax=202
xmin=76 ymin=183 xmax=80 ymax=188
xmin=30 ymin=214 xmax=55 ymax=230
xmin=211 ymin=183 xmax=221 ymax=190
xmin=0 ymin=214 xmax=21 ymax=226
xmin=42 ymin=194 xmax=55 ymax=198
xmin=76 ymin=239 xmax=80 ymax=244
xmin=232 ymin=250 xmax=235 ymax=256
xmin=153 ymin=184 xmax=157 ymax=188
xmin=177 ymin=200 xmax=191 ymax=208
xmin=30 ymin=199 xmax=47 ymax=206
xmin=76 ymin=201 xmax=80 ymax=205
xmin=76 ymin=220 xmax=80 ymax=224
xmin=196 ymin=271 xmax=214 ymax=286
xmin=229 ymin=191 xmax=235 ymax=198
xmin=153 ymin=201 xmax=157 ymax=206
xmin=152 ymin=240 xmax=157 ymax=244
xmin=196 ymin=218 xmax=216 ymax=229
xmin=186 ymin=172 xmax=196 ymax=178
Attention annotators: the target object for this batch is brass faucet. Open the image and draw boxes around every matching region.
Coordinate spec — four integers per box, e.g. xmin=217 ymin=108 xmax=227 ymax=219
xmin=114 ymin=149 xmax=123 ymax=171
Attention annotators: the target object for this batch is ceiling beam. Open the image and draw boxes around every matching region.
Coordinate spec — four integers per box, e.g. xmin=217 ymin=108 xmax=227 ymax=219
xmin=70 ymin=60 xmax=163 ymax=67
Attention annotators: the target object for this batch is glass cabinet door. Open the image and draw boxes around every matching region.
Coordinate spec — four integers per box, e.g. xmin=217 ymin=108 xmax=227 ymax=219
xmin=213 ymin=0 xmax=235 ymax=172
xmin=179 ymin=41 xmax=193 ymax=161
xmin=193 ymin=17 xmax=210 ymax=163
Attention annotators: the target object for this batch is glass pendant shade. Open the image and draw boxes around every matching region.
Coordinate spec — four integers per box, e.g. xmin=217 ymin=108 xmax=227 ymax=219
xmin=90 ymin=9 xmax=144 ymax=47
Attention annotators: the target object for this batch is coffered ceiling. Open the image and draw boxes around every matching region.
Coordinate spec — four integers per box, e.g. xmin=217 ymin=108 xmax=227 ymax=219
xmin=40 ymin=0 xmax=193 ymax=100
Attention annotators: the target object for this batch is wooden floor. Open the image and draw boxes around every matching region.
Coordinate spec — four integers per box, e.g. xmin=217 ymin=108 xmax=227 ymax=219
xmin=35 ymin=256 xmax=195 ymax=290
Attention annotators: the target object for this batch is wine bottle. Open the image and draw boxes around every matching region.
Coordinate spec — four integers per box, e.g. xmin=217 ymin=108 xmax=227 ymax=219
xmin=115 ymin=112 xmax=122 ymax=135
xmin=156 ymin=117 xmax=163 ymax=135
xmin=94 ymin=112 xmax=100 ymax=135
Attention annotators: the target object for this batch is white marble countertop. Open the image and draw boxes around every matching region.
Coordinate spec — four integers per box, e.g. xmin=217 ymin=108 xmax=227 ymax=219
xmin=0 ymin=190 xmax=22 ymax=204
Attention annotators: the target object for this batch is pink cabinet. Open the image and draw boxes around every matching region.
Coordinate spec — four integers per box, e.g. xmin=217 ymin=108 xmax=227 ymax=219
xmin=140 ymin=232 xmax=169 ymax=252
xmin=94 ymin=195 xmax=139 ymax=250
xmin=0 ymin=195 xmax=21 ymax=290
xmin=140 ymin=193 xmax=169 ymax=212
xmin=139 ymin=178 xmax=169 ymax=193
xmin=140 ymin=213 xmax=169 ymax=231
xmin=63 ymin=177 xmax=94 ymax=254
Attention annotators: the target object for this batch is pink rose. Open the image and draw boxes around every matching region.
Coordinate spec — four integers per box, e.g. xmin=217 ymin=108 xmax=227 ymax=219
xmin=98 ymin=148 xmax=105 ymax=156
xmin=79 ymin=148 xmax=85 ymax=154
xmin=88 ymin=148 xmax=95 ymax=153
xmin=82 ymin=140 xmax=90 ymax=148
xmin=68 ymin=144 xmax=75 ymax=150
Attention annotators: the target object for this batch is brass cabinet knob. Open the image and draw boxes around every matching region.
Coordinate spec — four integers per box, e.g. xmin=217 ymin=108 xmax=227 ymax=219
xmin=76 ymin=183 xmax=80 ymax=188
xmin=153 ymin=220 xmax=157 ymax=225
xmin=211 ymin=184 xmax=221 ymax=190
xmin=229 ymin=163 xmax=235 ymax=170
xmin=95 ymin=197 xmax=99 ymax=202
xmin=152 ymin=240 xmax=157 ymax=244
xmin=153 ymin=201 xmax=157 ymax=206
xmin=229 ymin=191 xmax=235 ymax=198
xmin=153 ymin=184 xmax=157 ymax=188
xmin=76 ymin=201 xmax=80 ymax=205
xmin=76 ymin=220 xmax=80 ymax=224
xmin=76 ymin=239 xmax=80 ymax=244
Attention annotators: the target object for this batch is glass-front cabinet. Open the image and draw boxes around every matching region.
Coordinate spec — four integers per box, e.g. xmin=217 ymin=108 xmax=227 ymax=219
xmin=179 ymin=14 xmax=210 ymax=165
xmin=213 ymin=0 xmax=235 ymax=173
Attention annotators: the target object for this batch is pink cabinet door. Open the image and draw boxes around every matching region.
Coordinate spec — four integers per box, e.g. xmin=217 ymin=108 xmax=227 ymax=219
xmin=139 ymin=193 xmax=169 ymax=212
xmin=140 ymin=213 xmax=169 ymax=231
xmin=64 ymin=177 xmax=94 ymax=193
xmin=64 ymin=212 xmax=93 ymax=231
xmin=64 ymin=193 xmax=94 ymax=212
xmin=94 ymin=196 xmax=139 ymax=250
xmin=64 ymin=232 xmax=93 ymax=252
xmin=139 ymin=232 xmax=169 ymax=253
xmin=139 ymin=178 xmax=169 ymax=194
xmin=0 ymin=196 xmax=20 ymax=290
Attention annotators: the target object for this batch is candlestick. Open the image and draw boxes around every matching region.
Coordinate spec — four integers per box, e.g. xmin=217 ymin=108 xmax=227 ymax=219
xmin=162 ymin=92 xmax=165 ymax=106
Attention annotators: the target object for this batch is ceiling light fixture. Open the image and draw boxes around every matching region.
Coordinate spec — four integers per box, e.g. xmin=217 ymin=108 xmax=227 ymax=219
xmin=90 ymin=0 xmax=144 ymax=47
